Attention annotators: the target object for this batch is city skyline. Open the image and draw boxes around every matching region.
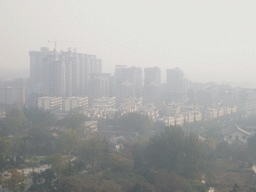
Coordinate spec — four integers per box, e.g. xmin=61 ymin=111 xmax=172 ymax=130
xmin=1 ymin=0 xmax=256 ymax=88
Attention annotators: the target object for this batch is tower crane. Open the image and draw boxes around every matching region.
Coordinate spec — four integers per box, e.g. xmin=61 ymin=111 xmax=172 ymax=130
xmin=48 ymin=40 xmax=86 ymax=52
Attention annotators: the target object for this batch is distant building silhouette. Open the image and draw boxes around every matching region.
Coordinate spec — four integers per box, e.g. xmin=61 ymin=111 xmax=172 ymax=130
xmin=29 ymin=47 xmax=102 ymax=98
xmin=144 ymin=67 xmax=161 ymax=104
xmin=166 ymin=68 xmax=188 ymax=103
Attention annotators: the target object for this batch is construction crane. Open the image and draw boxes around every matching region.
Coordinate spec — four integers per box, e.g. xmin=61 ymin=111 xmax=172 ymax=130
xmin=48 ymin=40 xmax=86 ymax=52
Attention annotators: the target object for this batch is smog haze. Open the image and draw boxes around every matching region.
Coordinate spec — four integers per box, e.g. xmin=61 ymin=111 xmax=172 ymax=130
xmin=1 ymin=0 xmax=256 ymax=87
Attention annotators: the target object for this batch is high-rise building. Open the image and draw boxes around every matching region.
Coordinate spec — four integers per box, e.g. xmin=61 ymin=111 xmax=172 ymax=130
xmin=42 ymin=55 xmax=66 ymax=97
xmin=29 ymin=47 xmax=53 ymax=86
xmin=166 ymin=68 xmax=188 ymax=103
xmin=144 ymin=67 xmax=161 ymax=87
xmin=144 ymin=82 xmax=160 ymax=104
xmin=114 ymin=65 xmax=142 ymax=102
xmin=114 ymin=65 xmax=127 ymax=88
xmin=109 ymin=75 xmax=116 ymax=97
xmin=126 ymin=66 xmax=142 ymax=98
xmin=118 ymin=81 xmax=133 ymax=103
xmin=89 ymin=73 xmax=110 ymax=104
xmin=144 ymin=67 xmax=161 ymax=104
xmin=30 ymin=47 xmax=103 ymax=98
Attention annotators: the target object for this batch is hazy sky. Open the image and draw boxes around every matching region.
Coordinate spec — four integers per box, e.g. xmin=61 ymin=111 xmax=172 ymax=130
xmin=1 ymin=0 xmax=256 ymax=87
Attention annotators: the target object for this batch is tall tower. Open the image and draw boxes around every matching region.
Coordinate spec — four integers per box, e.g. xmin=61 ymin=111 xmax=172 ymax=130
xmin=144 ymin=67 xmax=161 ymax=86
xmin=42 ymin=55 xmax=66 ymax=97
xmin=144 ymin=67 xmax=161 ymax=104
xmin=166 ymin=68 xmax=188 ymax=103
xmin=29 ymin=47 xmax=53 ymax=86
xmin=89 ymin=73 xmax=110 ymax=104
xmin=114 ymin=66 xmax=142 ymax=98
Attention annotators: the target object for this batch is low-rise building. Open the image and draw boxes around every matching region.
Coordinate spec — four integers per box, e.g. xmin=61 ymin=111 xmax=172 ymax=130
xmin=194 ymin=111 xmax=203 ymax=122
xmin=222 ymin=125 xmax=252 ymax=144
xmin=204 ymin=108 xmax=218 ymax=120
xmin=139 ymin=104 xmax=159 ymax=122
xmin=84 ymin=121 xmax=98 ymax=133
xmin=224 ymin=107 xmax=232 ymax=115
xmin=103 ymin=108 xmax=118 ymax=119
xmin=83 ymin=108 xmax=103 ymax=119
xmin=64 ymin=97 xmax=88 ymax=111
xmin=165 ymin=104 xmax=181 ymax=116
xmin=37 ymin=97 xmax=62 ymax=111
xmin=92 ymin=97 xmax=115 ymax=109
xmin=231 ymin=106 xmax=237 ymax=113
xmin=0 ymin=108 xmax=6 ymax=118
xmin=162 ymin=116 xmax=176 ymax=127
xmin=175 ymin=115 xmax=184 ymax=127
xmin=119 ymin=97 xmax=143 ymax=112
xmin=217 ymin=108 xmax=224 ymax=117
xmin=184 ymin=112 xmax=195 ymax=124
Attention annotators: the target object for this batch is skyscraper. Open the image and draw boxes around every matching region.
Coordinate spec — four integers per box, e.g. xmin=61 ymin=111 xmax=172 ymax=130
xmin=125 ymin=66 xmax=142 ymax=98
xmin=114 ymin=65 xmax=142 ymax=98
xmin=29 ymin=47 xmax=53 ymax=87
xmin=29 ymin=47 xmax=103 ymax=98
xmin=143 ymin=67 xmax=161 ymax=104
xmin=89 ymin=73 xmax=110 ymax=104
xmin=42 ymin=55 xmax=66 ymax=97
xmin=144 ymin=67 xmax=161 ymax=87
xmin=166 ymin=68 xmax=188 ymax=103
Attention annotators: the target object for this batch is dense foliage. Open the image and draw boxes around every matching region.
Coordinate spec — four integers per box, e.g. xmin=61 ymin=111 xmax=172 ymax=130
xmin=1 ymin=107 xmax=256 ymax=191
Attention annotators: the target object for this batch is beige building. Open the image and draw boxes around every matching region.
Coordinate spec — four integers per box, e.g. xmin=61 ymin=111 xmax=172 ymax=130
xmin=231 ymin=106 xmax=237 ymax=113
xmin=204 ymin=108 xmax=218 ymax=120
xmin=92 ymin=97 xmax=115 ymax=109
xmin=139 ymin=104 xmax=159 ymax=122
xmin=218 ymin=108 xmax=225 ymax=117
xmin=64 ymin=97 xmax=88 ymax=111
xmin=222 ymin=125 xmax=252 ymax=144
xmin=119 ymin=97 xmax=143 ymax=112
xmin=37 ymin=97 xmax=62 ymax=111
xmin=184 ymin=113 xmax=195 ymax=124
xmin=224 ymin=107 xmax=232 ymax=115
xmin=162 ymin=116 xmax=176 ymax=127
xmin=0 ymin=108 xmax=6 ymax=119
xmin=194 ymin=111 xmax=203 ymax=122
xmin=165 ymin=104 xmax=181 ymax=116
xmin=175 ymin=115 xmax=184 ymax=127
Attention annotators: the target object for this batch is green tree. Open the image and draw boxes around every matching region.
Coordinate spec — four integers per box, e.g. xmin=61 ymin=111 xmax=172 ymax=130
xmin=46 ymin=154 xmax=66 ymax=181
xmin=144 ymin=126 xmax=204 ymax=179
xmin=61 ymin=108 xmax=89 ymax=131
xmin=78 ymin=136 xmax=106 ymax=169
xmin=117 ymin=112 xmax=152 ymax=136
xmin=5 ymin=108 xmax=27 ymax=137
xmin=4 ymin=168 xmax=27 ymax=192
xmin=247 ymin=133 xmax=256 ymax=162
xmin=0 ymin=136 xmax=11 ymax=171
xmin=23 ymin=107 xmax=57 ymax=128
xmin=18 ymin=126 xmax=55 ymax=156
xmin=56 ymin=129 xmax=81 ymax=155
xmin=41 ymin=168 xmax=56 ymax=186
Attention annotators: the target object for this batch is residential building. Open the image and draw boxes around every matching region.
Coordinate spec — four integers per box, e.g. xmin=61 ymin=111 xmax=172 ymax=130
xmin=37 ymin=96 xmax=62 ymax=111
xmin=143 ymin=67 xmax=161 ymax=104
xmin=0 ymin=108 xmax=6 ymax=119
xmin=64 ymin=97 xmax=88 ymax=111
xmin=29 ymin=47 xmax=53 ymax=87
xmin=119 ymin=97 xmax=143 ymax=112
xmin=166 ymin=68 xmax=188 ymax=103
xmin=89 ymin=73 xmax=110 ymax=103
xmin=222 ymin=125 xmax=252 ymax=144
xmin=42 ymin=55 xmax=66 ymax=97
xmin=92 ymin=97 xmax=115 ymax=109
